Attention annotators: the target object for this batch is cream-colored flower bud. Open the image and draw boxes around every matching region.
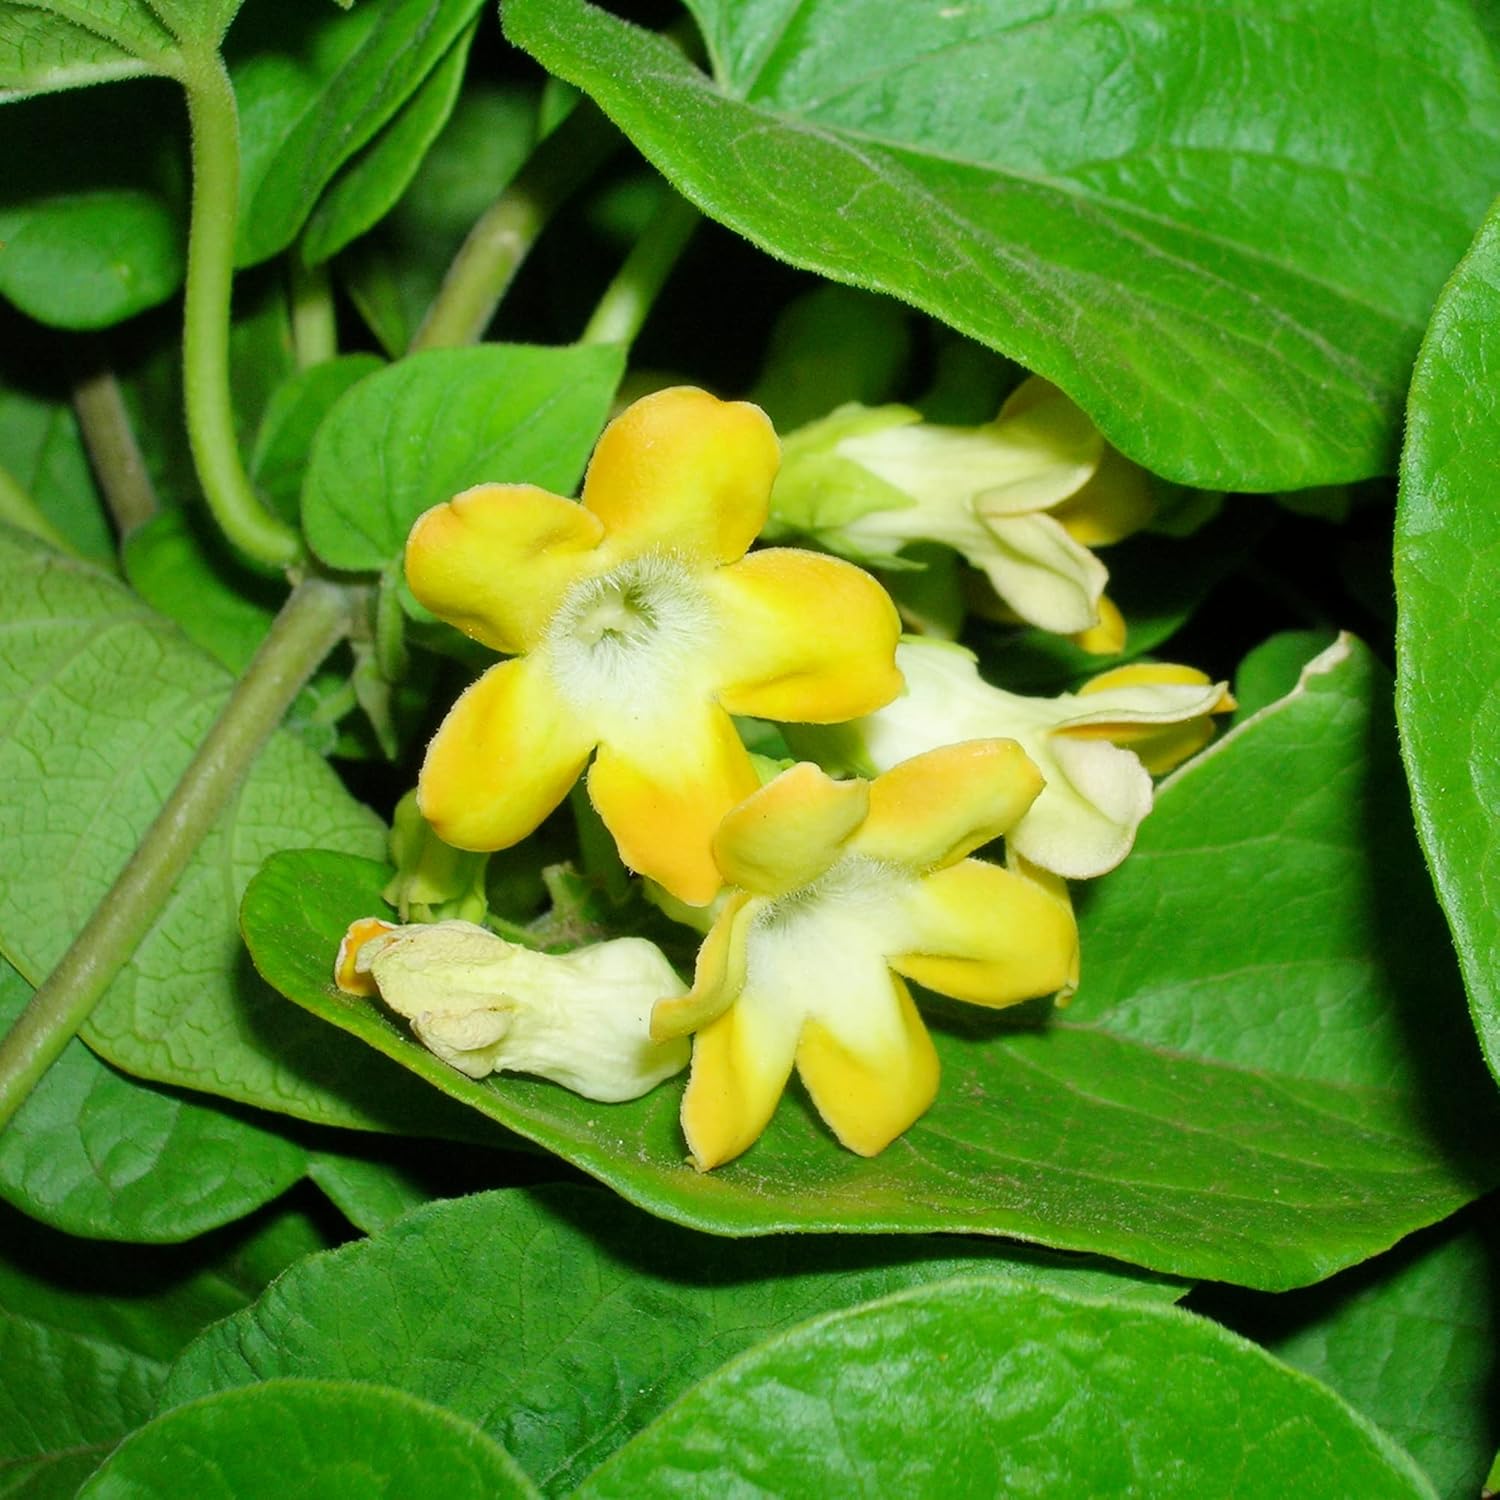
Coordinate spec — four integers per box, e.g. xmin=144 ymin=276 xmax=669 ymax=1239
xmin=339 ymin=919 xmax=690 ymax=1101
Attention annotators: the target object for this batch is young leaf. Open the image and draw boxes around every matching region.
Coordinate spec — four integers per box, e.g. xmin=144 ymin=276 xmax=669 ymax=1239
xmin=504 ymin=0 xmax=1500 ymax=489
xmin=0 ymin=529 xmax=478 ymax=1137
xmin=243 ymin=638 xmax=1496 ymax=1289
xmin=0 ymin=957 xmax=307 ymax=1242
xmin=78 ymin=1379 xmax=538 ymax=1499
xmin=158 ymin=1184 xmax=1179 ymax=1493
xmin=573 ymin=1279 xmax=1436 ymax=1498
xmin=301 ymin=343 xmax=624 ymax=572
xmin=0 ymin=2 xmax=177 ymax=101
xmin=229 ymin=0 xmax=486 ymax=269
xmin=1396 ymin=202 xmax=1500 ymax=1085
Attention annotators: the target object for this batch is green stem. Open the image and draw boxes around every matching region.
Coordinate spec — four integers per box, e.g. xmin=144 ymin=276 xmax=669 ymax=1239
xmin=180 ymin=50 xmax=302 ymax=570
xmin=72 ymin=366 xmax=158 ymax=538
xmin=0 ymin=462 xmax=82 ymax=558
xmin=289 ymin=255 xmax=338 ymax=369
xmin=0 ymin=576 xmax=351 ymax=1131
xmin=580 ymin=192 xmax=700 ymax=348
xmin=410 ymin=101 xmax=618 ymax=352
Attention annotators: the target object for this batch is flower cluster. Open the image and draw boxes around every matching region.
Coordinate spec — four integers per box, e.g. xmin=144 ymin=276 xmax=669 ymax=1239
xmin=337 ymin=385 xmax=1230 ymax=1168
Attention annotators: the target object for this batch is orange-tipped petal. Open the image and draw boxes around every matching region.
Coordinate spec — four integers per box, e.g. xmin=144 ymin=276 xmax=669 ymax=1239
xmin=587 ymin=705 xmax=759 ymax=906
xmin=405 ymin=484 xmax=605 ymax=654
xmin=713 ymin=763 xmax=869 ymax=898
xmin=334 ymin=918 xmax=397 ymax=995
xmin=680 ymin=993 xmax=801 ymax=1170
xmin=796 ymin=976 xmax=939 ymax=1155
xmin=1068 ymin=662 xmax=1234 ymax=774
xmin=1052 ymin=446 xmax=1155 ymax=546
xmin=851 ymin=740 xmax=1043 ymax=871
xmin=1079 ymin=661 xmax=1214 ymax=694
xmin=1069 ymin=594 xmax=1127 ymax=655
xmin=651 ymin=890 xmax=755 ymax=1039
xmin=418 ymin=657 xmax=595 ymax=851
xmin=581 ymin=387 xmax=779 ymax=566
xmin=890 ymin=858 xmax=1078 ymax=1007
xmin=708 ymin=548 xmax=903 ymax=722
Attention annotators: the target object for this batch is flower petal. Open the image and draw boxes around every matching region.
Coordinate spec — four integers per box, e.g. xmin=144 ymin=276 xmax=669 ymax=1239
xmin=582 ymin=387 xmax=779 ymax=566
xmin=651 ymin=890 xmax=755 ymax=1039
xmin=680 ymin=990 xmax=801 ymax=1170
xmin=1051 ymin=446 xmax=1155 ymax=545
xmin=712 ymin=763 xmax=869 ymax=897
xmin=890 ymin=857 xmax=1079 ymax=1006
xmin=405 ymin=484 xmax=605 ymax=654
xmin=418 ymin=656 xmax=595 ymax=851
xmin=334 ymin=918 xmax=397 ymax=995
xmin=587 ymin=704 xmax=759 ymax=905
xmin=1007 ymin=736 xmax=1154 ymax=878
xmin=708 ymin=547 xmax=903 ymax=722
xmin=970 ymin=509 xmax=1108 ymax=634
xmin=851 ymin=740 xmax=1043 ymax=871
xmin=1069 ymin=593 xmax=1127 ymax=655
xmin=1065 ymin=663 xmax=1234 ymax=774
xmin=796 ymin=975 xmax=939 ymax=1156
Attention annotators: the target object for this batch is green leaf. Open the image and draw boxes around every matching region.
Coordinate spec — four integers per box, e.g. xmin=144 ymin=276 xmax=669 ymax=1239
xmin=301 ymin=343 xmax=625 ymax=572
xmin=1230 ymin=629 xmax=1341 ymax=726
xmin=0 ymin=2 xmax=177 ymax=100
xmin=0 ymin=1197 xmax=335 ymax=1364
xmin=159 ymin=1184 xmax=1178 ymax=1493
xmin=243 ymin=637 xmax=1494 ymax=1289
xmin=336 ymin=79 xmax=536 ymax=356
xmin=575 ymin=1278 xmax=1435 ymax=1498
xmin=0 ymin=80 xmax=185 ymax=329
xmin=505 ymin=0 xmax=1500 ymax=490
xmin=230 ymin=0 xmax=486 ymax=269
xmin=0 ymin=1298 xmax=166 ymax=1500
xmin=0 ymin=956 xmax=307 ymax=1241
xmin=1206 ymin=1210 xmax=1500 ymax=1500
xmin=1396 ymin=202 xmax=1500 ymax=1085
xmin=298 ymin=21 xmax=475 ymax=268
xmin=0 ymin=528 xmax=483 ymax=1137
xmin=79 ymin=1379 xmax=538 ymax=1499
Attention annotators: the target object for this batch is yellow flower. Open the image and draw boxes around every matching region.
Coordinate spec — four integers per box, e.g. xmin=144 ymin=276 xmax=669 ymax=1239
xmin=771 ymin=377 xmax=1154 ymax=637
xmin=405 ymin=387 xmax=903 ymax=906
xmin=808 ymin=639 xmax=1234 ymax=879
xmin=650 ymin=744 xmax=1079 ymax=1169
xmin=336 ymin=917 xmax=690 ymax=1101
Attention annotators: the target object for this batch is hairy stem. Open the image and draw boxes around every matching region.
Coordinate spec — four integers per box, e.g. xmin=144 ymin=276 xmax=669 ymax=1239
xmin=73 ymin=366 xmax=159 ymax=538
xmin=0 ymin=576 xmax=351 ymax=1131
xmin=581 ymin=191 xmax=700 ymax=348
xmin=290 ymin=255 xmax=339 ymax=369
xmin=181 ymin=50 xmax=302 ymax=570
xmin=411 ymin=101 xmax=618 ymax=352
xmin=0 ymin=462 xmax=81 ymax=558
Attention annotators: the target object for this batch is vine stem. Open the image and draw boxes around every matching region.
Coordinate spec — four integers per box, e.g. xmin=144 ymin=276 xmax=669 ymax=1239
xmin=290 ymin=255 xmax=338 ymax=369
xmin=180 ymin=48 xmax=302 ymax=569
xmin=73 ymin=366 xmax=159 ymax=538
xmin=580 ymin=192 xmax=700 ymax=348
xmin=411 ymin=101 xmax=619 ymax=352
xmin=0 ymin=575 xmax=352 ymax=1131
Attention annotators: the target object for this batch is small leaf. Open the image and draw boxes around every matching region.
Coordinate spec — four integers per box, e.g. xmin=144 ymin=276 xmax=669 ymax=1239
xmin=504 ymin=0 xmax=1500 ymax=489
xmin=1396 ymin=201 xmax=1500 ymax=1084
xmin=159 ymin=1184 xmax=1178 ymax=1492
xmin=0 ymin=957 xmax=307 ymax=1242
xmin=243 ymin=638 xmax=1496 ymax=1289
xmin=78 ymin=1379 xmax=538 ymax=1499
xmin=301 ymin=342 xmax=624 ymax=572
xmin=0 ymin=2 xmax=177 ymax=100
xmin=574 ymin=1279 xmax=1435 ymax=1498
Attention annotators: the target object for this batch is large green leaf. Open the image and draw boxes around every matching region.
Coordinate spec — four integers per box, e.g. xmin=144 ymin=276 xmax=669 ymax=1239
xmin=243 ymin=637 xmax=1492 ymax=1288
xmin=504 ymin=0 xmax=1500 ymax=490
xmin=0 ymin=957 xmax=307 ymax=1241
xmin=159 ymin=1184 xmax=1177 ymax=1493
xmin=575 ymin=1278 xmax=1435 ymax=1498
xmin=0 ymin=528 xmax=482 ymax=1137
xmin=1396 ymin=203 xmax=1500 ymax=1084
xmin=301 ymin=343 xmax=625 ymax=572
xmin=230 ymin=0 xmax=485 ymax=269
xmin=0 ymin=1 xmax=177 ymax=100
xmin=79 ymin=1379 xmax=538 ymax=1499
xmin=1207 ymin=1211 xmax=1499 ymax=1500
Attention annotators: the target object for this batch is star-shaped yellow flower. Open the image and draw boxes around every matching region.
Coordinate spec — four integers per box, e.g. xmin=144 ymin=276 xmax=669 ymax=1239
xmin=651 ymin=743 xmax=1079 ymax=1168
xmin=405 ymin=387 xmax=903 ymax=905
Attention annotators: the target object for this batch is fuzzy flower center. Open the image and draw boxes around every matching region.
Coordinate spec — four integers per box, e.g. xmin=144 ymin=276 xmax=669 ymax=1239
xmin=544 ymin=552 xmax=715 ymax=720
